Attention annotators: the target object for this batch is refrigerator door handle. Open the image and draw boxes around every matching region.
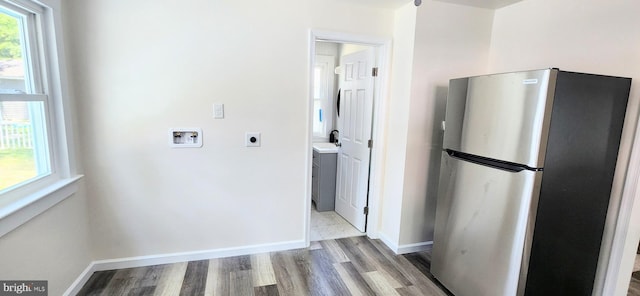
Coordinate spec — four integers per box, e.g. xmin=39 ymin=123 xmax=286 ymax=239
xmin=445 ymin=149 xmax=542 ymax=173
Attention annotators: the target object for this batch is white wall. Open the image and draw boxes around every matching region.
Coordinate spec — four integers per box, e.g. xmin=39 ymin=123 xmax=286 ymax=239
xmin=399 ymin=1 xmax=494 ymax=245
xmin=309 ymin=0 xmax=394 ymax=37
xmin=489 ymin=1 xmax=640 ymax=294
xmin=379 ymin=1 xmax=494 ymax=249
xmin=0 ymin=189 xmax=92 ymax=295
xmin=379 ymin=2 xmax=417 ymax=247
xmin=64 ymin=0 xmax=396 ymax=260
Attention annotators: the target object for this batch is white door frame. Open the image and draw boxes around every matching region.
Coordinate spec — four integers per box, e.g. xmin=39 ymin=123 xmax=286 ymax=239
xmin=305 ymin=29 xmax=391 ymax=245
xmin=600 ymin=121 xmax=640 ymax=295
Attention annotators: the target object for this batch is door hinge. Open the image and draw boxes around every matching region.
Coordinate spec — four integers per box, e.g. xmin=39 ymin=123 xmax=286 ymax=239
xmin=372 ymin=67 xmax=378 ymax=77
xmin=364 ymin=206 xmax=369 ymax=215
xmin=368 ymin=139 xmax=373 ymax=148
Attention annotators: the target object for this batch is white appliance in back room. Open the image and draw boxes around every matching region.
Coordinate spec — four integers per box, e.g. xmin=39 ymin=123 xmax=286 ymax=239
xmin=431 ymin=69 xmax=631 ymax=296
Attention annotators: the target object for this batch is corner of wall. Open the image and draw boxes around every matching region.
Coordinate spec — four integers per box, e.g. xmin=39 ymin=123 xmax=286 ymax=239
xmin=397 ymin=1 xmax=494 ymax=246
xmin=377 ymin=1 xmax=418 ymax=247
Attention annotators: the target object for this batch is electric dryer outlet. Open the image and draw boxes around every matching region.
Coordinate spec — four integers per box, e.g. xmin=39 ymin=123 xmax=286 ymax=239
xmin=245 ymin=132 xmax=261 ymax=147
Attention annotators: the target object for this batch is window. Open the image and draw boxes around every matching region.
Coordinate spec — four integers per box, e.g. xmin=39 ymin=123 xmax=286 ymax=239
xmin=0 ymin=0 xmax=77 ymax=225
xmin=0 ymin=3 xmax=51 ymax=192
xmin=313 ymin=55 xmax=335 ymax=140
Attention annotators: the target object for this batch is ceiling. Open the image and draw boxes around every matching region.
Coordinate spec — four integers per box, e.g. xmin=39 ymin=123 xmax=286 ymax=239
xmin=341 ymin=0 xmax=524 ymax=10
xmin=339 ymin=0 xmax=412 ymax=9
xmin=432 ymin=0 xmax=524 ymax=9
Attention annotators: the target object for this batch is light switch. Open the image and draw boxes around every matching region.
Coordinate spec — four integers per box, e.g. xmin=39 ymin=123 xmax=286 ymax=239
xmin=213 ymin=103 xmax=224 ymax=119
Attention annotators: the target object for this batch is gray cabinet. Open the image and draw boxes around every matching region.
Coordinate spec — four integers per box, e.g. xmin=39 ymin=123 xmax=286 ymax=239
xmin=312 ymin=150 xmax=337 ymax=212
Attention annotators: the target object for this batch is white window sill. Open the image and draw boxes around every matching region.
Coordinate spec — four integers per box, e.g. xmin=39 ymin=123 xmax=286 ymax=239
xmin=0 ymin=175 xmax=84 ymax=238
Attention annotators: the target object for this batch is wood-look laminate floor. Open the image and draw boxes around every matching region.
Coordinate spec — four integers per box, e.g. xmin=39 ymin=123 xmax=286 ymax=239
xmin=629 ymin=271 xmax=640 ymax=296
xmin=77 ymin=236 xmax=452 ymax=296
xmin=628 ymin=255 xmax=640 ymax=296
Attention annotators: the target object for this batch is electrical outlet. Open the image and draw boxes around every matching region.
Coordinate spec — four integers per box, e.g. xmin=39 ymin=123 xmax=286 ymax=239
xmin=245 ymin=132 xmax=261 ymax=147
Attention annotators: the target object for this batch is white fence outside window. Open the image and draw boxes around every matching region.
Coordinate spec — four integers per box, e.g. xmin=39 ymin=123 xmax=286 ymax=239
xmin=0 ymin=121 xmax=33 ymax=149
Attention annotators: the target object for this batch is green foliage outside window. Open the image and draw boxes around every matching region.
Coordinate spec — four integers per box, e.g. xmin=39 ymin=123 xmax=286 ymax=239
xmin=0 ymin=13 xmax=21 ymax=60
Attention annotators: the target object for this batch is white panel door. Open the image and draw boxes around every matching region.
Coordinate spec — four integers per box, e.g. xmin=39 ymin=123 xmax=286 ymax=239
xmin=335 ymin=48 xmax=375 ymax=232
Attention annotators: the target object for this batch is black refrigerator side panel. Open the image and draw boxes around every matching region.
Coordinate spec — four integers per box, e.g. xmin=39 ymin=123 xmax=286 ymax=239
xmin=524 ymin=72 xmax=631 ymax=295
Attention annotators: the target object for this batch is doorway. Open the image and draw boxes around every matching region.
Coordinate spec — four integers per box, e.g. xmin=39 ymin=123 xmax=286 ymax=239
xmin=306 ymin=30 xmax=391 ymax=244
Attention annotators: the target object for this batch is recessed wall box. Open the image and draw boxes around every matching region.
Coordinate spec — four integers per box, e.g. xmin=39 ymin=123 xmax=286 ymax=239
xmin=169 ymin=128 xmax=203 ymax=148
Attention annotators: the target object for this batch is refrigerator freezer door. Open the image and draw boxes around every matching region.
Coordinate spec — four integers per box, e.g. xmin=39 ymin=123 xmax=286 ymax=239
xmin=443 ymin=69 xmax=557 ymax=168
xmin=432 ymin=152 xmax=543 ymax=296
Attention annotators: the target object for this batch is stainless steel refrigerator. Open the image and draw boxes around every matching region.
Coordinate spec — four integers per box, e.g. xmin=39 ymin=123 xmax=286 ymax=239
xmin=431 ymin=69 xmax=631 ymax=296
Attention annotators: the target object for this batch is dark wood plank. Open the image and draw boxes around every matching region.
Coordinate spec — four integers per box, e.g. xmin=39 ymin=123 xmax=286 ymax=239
xmin=76 ymin=269 xmax=117 ymax=296
xmin=238 ymin=255 xmax=252 ymax=271
xmin=629 ymin=272 xmax=640 ymax=296
xmin=128 ymin=285 xmax=156 ymax=296
xmin=220 ymin=255 xmax=252 ymax=273
xmin=230 ymin=269 xmax=253 ymax=296
xmin=101 ymin=263 xmax=165 ymax=296
xmin=99 ymin=266 xmax=147 ymax=295
xmin=136 ymin=264 xmax=166 ymax=288
xmin=179 ymin=260 xmax=209 ymax=296
xmin=402 ymin=252 xmax=453 ymax=296
xmin=306 ymin=248 xmax=351 ymax=296
xmin=335 ymin=237 xmax=377 ymax=272
xmin=255 ymin=284 xmax=280 ymax=296
xmin=369 ymin=239 xmax=451 ymax=296
xmin=403 ymin=252 xmax=432 ymax=278
xmin=290 ymin=249 xmax=330 ymax=296
xmin=335 ymin=261 xmax=377 ymax=295
xmin=319 ymin=239 xmax=350 ymax=263
xmin=352 ymin=235 xmax=413 ymax=287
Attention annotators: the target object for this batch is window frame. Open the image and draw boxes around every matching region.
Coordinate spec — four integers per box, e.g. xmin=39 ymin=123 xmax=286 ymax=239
xmin=1 ymin=1 xmax=55 ymax=192
xmin=0 ymin=0 xmax=81 ymax=238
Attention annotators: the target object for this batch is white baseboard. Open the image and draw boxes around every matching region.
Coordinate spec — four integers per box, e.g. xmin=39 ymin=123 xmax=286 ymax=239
xmin=64 ymin=263 xmax=98 ymax=296
xmin=378 ymin=232 xmax=400 ymax=253
xmin=397 ymin=241 xmax=433 ymax=254
xmin=378 ymin=232 xmax=432 ymax=254
xmin=64 ymin=239 xmax=305 ymax=295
